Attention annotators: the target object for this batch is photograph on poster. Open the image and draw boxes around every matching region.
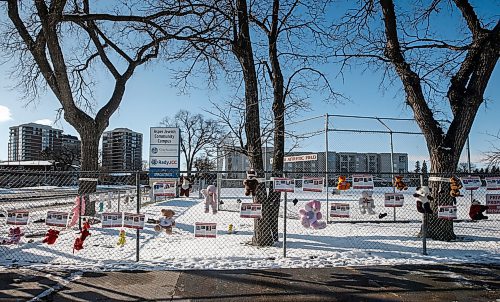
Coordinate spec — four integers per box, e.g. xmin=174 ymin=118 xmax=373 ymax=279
xmin=153 ymin=181 xmax=177 ymax=197
xmin=240 ymin=203 xmax=262 ymax=218
xmin=352 ymin=175 xmax=374 ymax=190
xmin=330 ymin=203 xmax=350 ymax=218
xmin=194 ymin=222 xmax=217 ymax=238
xmin=6 ymin=210 xmax=29 ymax=225
xmin=102 ymin=212 xmax=123 ymax=228
xmin=46 ymin=211 xmax=69 ymax=227
xmin=438 ymin=206 xmax=458 ymax=220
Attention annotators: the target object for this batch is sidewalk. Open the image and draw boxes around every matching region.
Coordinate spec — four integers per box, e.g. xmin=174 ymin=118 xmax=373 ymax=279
xmin=0 ymin=263 xmax=498 ymax=301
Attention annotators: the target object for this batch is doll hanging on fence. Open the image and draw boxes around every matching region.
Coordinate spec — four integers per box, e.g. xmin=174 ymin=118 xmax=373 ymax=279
xmin=201 ymin=185 xmax=218 ymax=214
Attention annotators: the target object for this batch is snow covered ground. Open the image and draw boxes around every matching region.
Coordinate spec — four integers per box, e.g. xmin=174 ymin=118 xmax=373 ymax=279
xmin=0 ymin=187 xmax=499 ymax=271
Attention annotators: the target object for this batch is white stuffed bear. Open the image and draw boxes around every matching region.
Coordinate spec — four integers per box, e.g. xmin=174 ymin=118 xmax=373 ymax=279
xmin=413 ymin=186 xmax=434 ymax=214
xmin=298 ymin=200 xmax=327 ymax=229
xmin=201 ymin=185 xmax=218 ymax=214
xmin=359 ymin=190 xmax=375 ymax=215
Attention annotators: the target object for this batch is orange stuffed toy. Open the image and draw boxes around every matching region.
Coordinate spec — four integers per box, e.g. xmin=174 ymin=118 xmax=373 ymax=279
xmin=337 ymin=176 xmax=351 ymax=190
xmin=450 ymin=176 xmax=463 ymax=197
xmin=394 ymin=175 xmax=408 ymax=191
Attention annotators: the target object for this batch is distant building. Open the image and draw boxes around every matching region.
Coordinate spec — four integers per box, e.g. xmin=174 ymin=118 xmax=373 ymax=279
xmin=8 ymin=123 xmax=63 ymax=161
xmin=102 ymin=128 xmax=143 ymax=171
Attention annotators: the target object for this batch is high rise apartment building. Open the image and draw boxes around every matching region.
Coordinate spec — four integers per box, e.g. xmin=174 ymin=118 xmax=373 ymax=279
xmin=8 ymin=123 xmax=63 ymax=161
xmin=102 ymin=128 xmax=143 ymax=171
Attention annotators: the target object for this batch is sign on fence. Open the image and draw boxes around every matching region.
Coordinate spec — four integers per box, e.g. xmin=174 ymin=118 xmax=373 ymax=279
xmin=330 ymin=203 xmax=350 ymax=218
xmin=485 ymin=177 xmax=500 ymax=190
xmin=123 ymin=213 xmax=146 ymax=229
xmin=302 ymin=177 xmax=324 ymax=192
xmin=461 ymin=176 xmax=482 ymax=190
xmin=194 ymin=222 xmax=217 ymax=238
xmin=149 ymin=127 xmax=180 ymax=182
xmin=102 ymin=212 xmax=123 ymax=228
xmin=486 ymin=194 xmax=500 ymax=214
xmin=153 ymin=180 xmax=176 ymax=197
xmin=46 ymin=211 xmax=69 ymax=227
xmin=6 ymin=210 xmax=29 ymax=225
xmin=384 ymin=193 xmax=404 ymax=207
xmin=273 ymin=177 xmax=295 ymax=192
xmin=240 ymin=203 xmax=262 ymax=218
xmin=352 ymin=175 xmax=374 ymax=190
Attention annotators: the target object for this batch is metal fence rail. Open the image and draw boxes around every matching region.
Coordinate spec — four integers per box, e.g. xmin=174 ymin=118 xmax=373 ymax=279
xmin=0 ymin=170 xmax=498 ymax=268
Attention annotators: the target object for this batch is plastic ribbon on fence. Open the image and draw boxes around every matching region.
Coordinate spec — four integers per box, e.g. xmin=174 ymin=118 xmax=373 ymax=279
xmin=68 ymin=195 xmax=86 ymax=228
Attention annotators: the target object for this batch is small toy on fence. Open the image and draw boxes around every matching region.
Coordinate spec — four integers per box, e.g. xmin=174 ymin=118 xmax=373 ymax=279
xmin=98 ymin=199 xmax=104 ymax=213
xmin=450 ymin=176 xmax=463 ymax=198
xmin=42 ymin=229 xmax=60 ymax=245
xmin=358 ymin=191 xmax=376 ymax=215
xmin=227 ymin=224 xmax=236 ymax=234
xmin=394 ymin=176 xmax=408 ymax=191
xmin=292 ymin=198 xmax=299 ymax=206
xmin=179 ymin=175 xmax=193 ymax=197
xmin=337 ymin=176 xmax=351 ymax=190
xmin=243 ymin=169 xmax=259 ymax=197
xmin=201 ymin=185 xmax=218 ymax=214
xmin=154 ymin=209 xmax=176 ymax=235
xmin=413 ymin=186 xmax=433 ymax=214
xmin=299 ymin=200 xmax=327 ymax=229
xmin=73 ymin=220 xmax=91 ymax=253
xmin=117 ymin=229 xmax=126 ymax=247
xmin=1 ymin=227 xmax=24 ymax=245
xmin=469 ymin=199 xmax=489 ymax=220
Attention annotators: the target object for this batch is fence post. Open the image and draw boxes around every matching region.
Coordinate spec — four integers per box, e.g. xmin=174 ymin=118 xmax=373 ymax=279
xmin=420 ymin=173 xmax=428 ymax=255
xmin=283 ymin=172 xmax=288 ymax=258
xmin=136 ymin=171 xmax=141 ymax=262
xmin=325 ymin=114 xmax=329 ymax=223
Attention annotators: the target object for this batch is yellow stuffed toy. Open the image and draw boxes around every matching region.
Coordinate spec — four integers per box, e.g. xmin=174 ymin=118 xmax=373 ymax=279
xmin=450 ymin=176 xmax=463 ymax=197
xmin=117 ymin=229 xmax=126 ymax=247
xmin=394 ymin=175 xmax=408 ymax=191
xmin=337 ymin=176 xmax=351 ymax=190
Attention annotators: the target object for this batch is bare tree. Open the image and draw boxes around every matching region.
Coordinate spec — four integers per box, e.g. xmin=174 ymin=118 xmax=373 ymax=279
xmin=334 ymin=0 xmax=499 ymax=240
xmin=483 ymin=132 xmax=500 ymax=167
xmin=1 ymin=0 xmax=216 ymax=214
xmin=160 ymin=110 xmax=224 ymax=174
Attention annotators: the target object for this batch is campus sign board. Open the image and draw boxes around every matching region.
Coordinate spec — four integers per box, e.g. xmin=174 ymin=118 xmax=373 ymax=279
xmin=149 ymin=127 xmax=180 ymax=182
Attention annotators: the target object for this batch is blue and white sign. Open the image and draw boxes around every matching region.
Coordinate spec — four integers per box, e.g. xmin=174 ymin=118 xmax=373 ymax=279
xmin=149 ymin=127 xmax=180 ymax=179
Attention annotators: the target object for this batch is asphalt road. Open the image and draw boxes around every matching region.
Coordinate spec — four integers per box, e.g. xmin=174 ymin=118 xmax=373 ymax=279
xmin=0 ymin=263 xmax=498 ymax=301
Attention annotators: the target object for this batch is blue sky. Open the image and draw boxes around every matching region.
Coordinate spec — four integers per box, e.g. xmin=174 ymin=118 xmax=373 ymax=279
xmin=0 ymin=1 xmax=498 ymax=169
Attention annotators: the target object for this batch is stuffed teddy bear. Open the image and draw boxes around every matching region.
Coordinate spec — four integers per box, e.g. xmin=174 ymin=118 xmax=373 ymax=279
xmin=358 ymin=191 xmax=376 ymax=215
xmin=449 ymin=176 xmax=463 ymax=197
xmin=243 ymin=169 xmax=259 ymax=197
xmin=469 ymin=199 xmax=489 ymax=220
xmin=394 ymin=175 xmax=408 ymax=191
xmin=73 ymin=220 xmax=91 ymax=253
xmin=154 ymin=209 xmax=176 ymax=234
xmin=179 ymin=175 xmax=192 ymax=197
xmin=1 ymin=227 xmax=24 ymax=245
xmin=117 ymin=229 xmax=126 ymax=247
xmin=337 ymin=176 xmax=351 ymax=190
xmin=298 ymin=200 xmax=327 ymax=229
xmin=413 ymin=186 xmax=433 ymax=214
xmin=201 ymin=185 xmax=218 ymax=214
xmin=42 ymin=229 xmax=60 ymax=245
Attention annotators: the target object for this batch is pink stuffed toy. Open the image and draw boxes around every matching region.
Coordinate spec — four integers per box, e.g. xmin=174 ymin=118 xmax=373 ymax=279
xmin=201 ymin=185 xmax=218 ymax=214
xmin=299 ymin=200 xmax=326 ymax=229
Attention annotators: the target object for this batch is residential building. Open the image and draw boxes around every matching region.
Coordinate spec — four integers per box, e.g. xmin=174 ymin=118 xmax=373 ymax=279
xmin=8 ymin=123 xmax=63 ymax=161
xmin=102 ymin=128 xmax=143 ymax=171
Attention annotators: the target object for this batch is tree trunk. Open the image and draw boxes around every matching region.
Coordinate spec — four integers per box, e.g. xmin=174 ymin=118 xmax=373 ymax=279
xmin=78 ymin=127 xmax=101 ymax=216
xmin=426 ymin=150 xmax=459 ymax=241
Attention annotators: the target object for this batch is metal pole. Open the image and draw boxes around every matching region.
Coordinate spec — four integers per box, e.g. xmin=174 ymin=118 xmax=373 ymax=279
xmin=136 ymin=171 xmax=141 ymax=262
xmin=283 ymin=185 xmax=288 ymax=258
xmin=467 ymin=137 xmax=473 ymax=203
xmin=389 ymin=132 xmax=396 ymax=221
xmin=420 ymin=174 xmax=427 ymax=255
xmin=325 ymin=114 xmax=329 ymax=223
xmin=118 ymin=190 xmax=121 ymax=212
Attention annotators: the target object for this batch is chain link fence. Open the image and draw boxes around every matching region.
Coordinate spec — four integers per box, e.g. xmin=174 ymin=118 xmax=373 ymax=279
xmin=1 ymin=169 xmax=499 ymax=268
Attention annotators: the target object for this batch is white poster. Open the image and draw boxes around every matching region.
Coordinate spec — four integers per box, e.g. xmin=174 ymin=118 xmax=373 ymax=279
xmin=485 ymin=177 xmax=500 ymax=190
xmin=153 ymin=180 xmax=176 ymax=197
xmin=149 ymin=157 xmax=179 ymax=169
xmin=461 ymin=176 xmax=482 ymax=190
xmin=150 ymin=144 xmax=179 ymax=157
xmin=46 ymin=211 xmax=69 ymax=227
xmin=240 ymin=203 xmax=262 ymax=218
xmin=123 ymin=213 xmax=146 ymax=229
xmin=330 ymin=203 xmax=350 ymax=218
xmin=6 ymin=210 xmax=29 ymax=225
xmin=102 ymin=212 xmax=123 ymax=228
xmin=302 ymin=177 xmax=324 ymax=192
xmin=352 ymin=175 xmax=374 ymax=190
xmin=486 ymin=194 xmax=500 ymax=214
xmin=437 ymin=206 xmax=457 ymax=220
xmin=273 ymin=177 xmax=295 ymax=193
xmin=384 ymin=193 xmax=404 ymax=207
xmin=194 ymin=222 xmax=217 ymax=238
